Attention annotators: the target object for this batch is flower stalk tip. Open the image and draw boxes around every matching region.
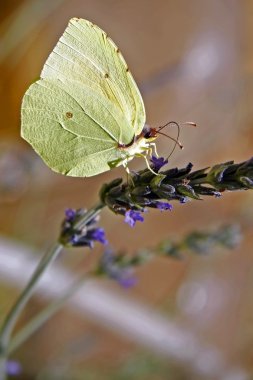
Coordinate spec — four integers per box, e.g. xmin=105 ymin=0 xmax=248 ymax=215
xmin=100 ymin=156 xmax=253 ymax=225
xmin=60 ymin=208 xmax=107 ymax=248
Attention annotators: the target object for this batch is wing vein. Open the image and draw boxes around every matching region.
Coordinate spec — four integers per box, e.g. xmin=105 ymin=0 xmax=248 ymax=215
xmin=36 ymin=80 xmax=121 ymax=142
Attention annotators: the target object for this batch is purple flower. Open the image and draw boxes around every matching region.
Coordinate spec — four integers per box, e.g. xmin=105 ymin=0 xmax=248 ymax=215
xmin=60 ymin=208 xmax=108 ymax=248
xmin=99 ymin=250 xmax=137 ymax=289
xmin=90 ymin=228 xmax=108 ymax=245
xmin=6 ymin=360 xmax=22 ymax=376
xmin=117 ymin=272 xmax=138 ymax=288
xmin=155 ymin=201 xmax=173 ymax=211
xmin=70 ymin=234 xmax=79 ymax=245
xmin=70 ymin=227 xmax=108 ymax=248
xmin=124 ymin=210 xmax=144 ymax=227
xmin=150 ymin=156 xmax=168 ymax=171
xmin=65 ymin=208 xmax=76 ymax=221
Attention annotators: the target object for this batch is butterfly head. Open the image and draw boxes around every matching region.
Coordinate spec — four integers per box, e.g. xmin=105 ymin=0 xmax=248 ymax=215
xmin=140 ymin=124 xmax=158 ymax=142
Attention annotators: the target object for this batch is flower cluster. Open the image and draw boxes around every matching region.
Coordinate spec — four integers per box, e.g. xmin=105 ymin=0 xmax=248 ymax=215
xmin=100 ymin=156 xmax=175 ymax=226
xmin=100 ymin=157 xmax=253 ymax=225
xmin=158 ymin=224 xmax=242 ymax=258
xmin=96 ymin=249 xmax=151 ymax=288
xmin=59 ymin=208 xmax=107 ymax=248
xmin=204 ymin=157 xmax=253 ymax=191
xmin=95 ymin=224 xmax=241 ymax=287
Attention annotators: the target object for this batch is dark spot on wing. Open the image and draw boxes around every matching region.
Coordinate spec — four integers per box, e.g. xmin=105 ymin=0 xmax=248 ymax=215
xmin=104 ymin=73 xmax=109 ymax=78
xmin=116 ymin=48 xmax=120 ymax=53
xmin=126 ymin=67 xmax=129 ymax=72
xmin=66 ymin=112 xmax=73 ymax=118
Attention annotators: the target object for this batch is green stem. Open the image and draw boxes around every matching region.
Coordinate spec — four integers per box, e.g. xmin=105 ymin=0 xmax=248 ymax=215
xmin=0 ymin=202 xmax=104 ymax=379
xmin=75 ymin=203 xmax=103 ymax=230
xmin=0 ymin=243 xmax=63 ymax=380
xmin=8 ymin=273 xmax=87 ymax=355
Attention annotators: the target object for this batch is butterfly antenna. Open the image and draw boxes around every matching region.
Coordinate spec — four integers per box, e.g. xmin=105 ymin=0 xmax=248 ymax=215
xmin=156 ymin=121 xmax=183 ymax=160
xmin=158 ymin=121 xmax=197 ymax=131
xmin=157 ymin=121 xmax=197 ymax=160
xmin=182 ymin=121 xmax=197 ymax=127
xmin=156 ymin=131 xmax=183 ymax=149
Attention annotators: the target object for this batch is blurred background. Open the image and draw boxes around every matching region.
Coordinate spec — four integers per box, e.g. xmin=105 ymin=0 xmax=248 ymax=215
xmin=0 ymin=0 xmax=253 ymax=379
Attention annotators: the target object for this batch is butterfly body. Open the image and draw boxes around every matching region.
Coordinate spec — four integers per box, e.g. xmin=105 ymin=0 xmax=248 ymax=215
xmin=21 ymin=18 xmax=157 ymax=177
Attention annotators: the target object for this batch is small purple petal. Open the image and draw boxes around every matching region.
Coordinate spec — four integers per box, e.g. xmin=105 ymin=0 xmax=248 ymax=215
xmin=155 ymin=201 xmax=173 ymax=211
xmin=6 ymin=360 xmax=22 ymax=376
xmin=65 ymin=208 xmax=76 ymax=221
xmin=91 ymin=228 xmax=108 ymax=245
xmin=99 ymin=251 xmax=138 ymax=289
xmin=118 ymin=274 xmax=138 ymax=288
xmin=70 ymin=234 xmax=79 ymax=244
xmin=124 ymin=210 xmax=144 ymax=227
xmin=150 ymin=156 xmax=168 ymax=171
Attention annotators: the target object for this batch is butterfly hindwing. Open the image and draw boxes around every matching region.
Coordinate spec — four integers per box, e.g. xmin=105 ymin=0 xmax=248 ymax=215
xmin=21 ymin=79 xmax=125 ymax=176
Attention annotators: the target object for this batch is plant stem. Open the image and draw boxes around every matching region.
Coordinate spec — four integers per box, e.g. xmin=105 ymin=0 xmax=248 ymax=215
xmin=0 ymin=202 xmax=104 ymax=379
xmin=8 ymin=273 xmax=87 ymax=355
xmin=0 ymin=243 xmax=63 ymax=380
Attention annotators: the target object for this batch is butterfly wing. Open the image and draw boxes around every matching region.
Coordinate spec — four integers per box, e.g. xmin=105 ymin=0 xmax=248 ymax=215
xmin=22 ymin=77 xmax=130 ymax=176
xmin=42 ymin=18 xmax=146 ymax=135
xmin=21 ymin=18 xmax=146 ymax=177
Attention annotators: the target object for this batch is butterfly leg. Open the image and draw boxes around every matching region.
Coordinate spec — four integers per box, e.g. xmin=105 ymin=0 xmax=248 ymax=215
xmin=123 ymin=161 xmax=135 ymax=187
xmin=148 ymin=142 xmax=159 ymax=157
xmin=136 ymin=153 xmax=158 ymax=175
xmin=143 ymin=142 xmax=159 ymax=158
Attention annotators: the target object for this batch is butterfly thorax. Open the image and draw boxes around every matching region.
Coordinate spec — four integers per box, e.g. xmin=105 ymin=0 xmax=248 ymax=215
xmin=117 ymin=125 xmax=157 ymax=162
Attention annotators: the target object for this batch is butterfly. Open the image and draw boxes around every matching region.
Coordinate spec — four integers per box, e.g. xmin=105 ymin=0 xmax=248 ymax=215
xmin=21 ymin=18 xmax=167 ymax=177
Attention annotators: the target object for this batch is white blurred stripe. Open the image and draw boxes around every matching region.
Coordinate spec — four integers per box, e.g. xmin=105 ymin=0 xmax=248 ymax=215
xmin=0 ymin=237 xmax=249 ymax=380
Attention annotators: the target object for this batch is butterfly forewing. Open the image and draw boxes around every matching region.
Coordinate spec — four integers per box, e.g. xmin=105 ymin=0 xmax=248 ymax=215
xmin=42 ymin=18 xmax=145 ymax=137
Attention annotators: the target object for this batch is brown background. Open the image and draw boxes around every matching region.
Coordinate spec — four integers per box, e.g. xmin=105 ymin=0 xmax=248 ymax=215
xmin=0 ymin=1 xmax=253 ymax=379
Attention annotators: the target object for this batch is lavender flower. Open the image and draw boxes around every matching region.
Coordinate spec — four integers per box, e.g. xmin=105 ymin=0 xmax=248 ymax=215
xmin=96 ymin=248 xmax=153 ymax=287
xmin=150 ymin=155 xmax=168 ymax=171
xmin=59 ymin=208 xmax=107 ymax=248
xmin=97 ymin=250 xmax=137 ymax=288
xmin=100 ymin=157 xmax=253 ymax=225
xmin=117 ymin=273 xmax=138 ymax=288
xmin=159 ymin=224 xmax=242 ymax=258
xmin=65 ymin=208 xmax=76 ymax=221
xmin=153 ymin=201 xmax=173 ymax=211
xmin=90 ymin=228 xmax=108 ymax=245
xmin=6 ymin=360 xmax=21 ymax=376
xmin=124 ymin=210 xmax=144 ymax=227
